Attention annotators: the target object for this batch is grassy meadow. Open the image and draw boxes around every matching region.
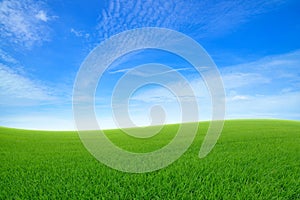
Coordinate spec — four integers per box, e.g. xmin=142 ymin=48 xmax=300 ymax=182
xmin=0 ymin=120 xmax=299 ymax=199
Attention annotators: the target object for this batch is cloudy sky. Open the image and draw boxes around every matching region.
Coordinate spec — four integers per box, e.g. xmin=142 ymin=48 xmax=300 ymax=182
xmin=0 ymin=0 xmax=299 ymax=130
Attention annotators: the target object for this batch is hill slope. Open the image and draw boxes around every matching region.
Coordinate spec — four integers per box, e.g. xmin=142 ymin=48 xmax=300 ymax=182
xmin=0 ymin=120 xmax=299 ymax=199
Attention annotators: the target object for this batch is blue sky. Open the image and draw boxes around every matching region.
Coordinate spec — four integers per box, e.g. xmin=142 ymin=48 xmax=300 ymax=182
xmin=0 ymin=0 xmax=299 ymax=130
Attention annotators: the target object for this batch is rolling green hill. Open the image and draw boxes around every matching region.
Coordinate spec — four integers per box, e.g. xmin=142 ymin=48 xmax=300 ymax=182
xmin=0 ymin=120 xmax=299 ymax=199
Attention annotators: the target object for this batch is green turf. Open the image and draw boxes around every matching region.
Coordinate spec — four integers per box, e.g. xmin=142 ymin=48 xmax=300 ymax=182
xmin=0 ymin=120 xmax=299 ymax=199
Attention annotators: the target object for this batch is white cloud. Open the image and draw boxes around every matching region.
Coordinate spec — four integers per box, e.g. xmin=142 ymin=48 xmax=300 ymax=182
xmin=35 ymin=10 xmax=48 ymax=22
xmin=226 ymin=92 xmax=300 ymax=120
xmin=222 ymin=72 xmax=270 ymax=89
xmin=109 ymin=68 xmax=131 ymax=74
xmin=231 ymin=95 xmax=249 ymax=101
xmin=0 ymin=64 xmax=52 ymax=103
xmin=221 ymin=50 xmax=300 ymax=92
xmin=0 ymin=48 xmax=17 ymax=64
xmin=70 ymin=28 xmax=90 ymax=39
xmin=97 ymin=0 xmax=284 ymax=40
xmin=0 ymin=0 xmax=54 ymax=47
xmin=222 ymin=50 xmax=300 ymax=73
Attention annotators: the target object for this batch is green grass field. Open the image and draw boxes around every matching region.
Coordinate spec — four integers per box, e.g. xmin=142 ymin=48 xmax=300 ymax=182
xmin=0 ymin=120 xmax=299 ymax=199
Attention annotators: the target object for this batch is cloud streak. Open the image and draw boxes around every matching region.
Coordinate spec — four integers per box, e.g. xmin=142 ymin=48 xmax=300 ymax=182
xmin=109 ymin=66 xmax=190 ymax=76
xmin=0 ymin=64 xmax=53 ymax=104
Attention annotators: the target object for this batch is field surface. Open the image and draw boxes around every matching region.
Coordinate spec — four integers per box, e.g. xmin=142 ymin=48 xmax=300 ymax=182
xmin=0 ymin=120 xmax=299 ymax=199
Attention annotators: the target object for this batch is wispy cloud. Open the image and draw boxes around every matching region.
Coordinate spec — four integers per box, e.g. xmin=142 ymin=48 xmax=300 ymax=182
xmin=0 ymin=48 xmax=17 ymax=64
xmin=222 ymin=73 xmax=270 ymax=89
xmin=109 ymin=66 xmax=190 ymax=76
xmin=222 ymin=50 xmax=300 ymax=93
xmin=35 ymin=10 xmax=49 ymax=22
xmin=70 ymin=28 xmax=90 ymax=39
xmin=0 ymin=0 xmax=55 ymax=48
xmin=229 ymin=94 xmax=250 ymax=101
xmin=0 ymin=64 xmax=53 ymax=104
xmin=97 ymin=0 xmax=284 ymax=40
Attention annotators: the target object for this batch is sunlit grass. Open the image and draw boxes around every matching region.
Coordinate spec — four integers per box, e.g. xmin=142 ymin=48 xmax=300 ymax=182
xmin=0 ymin=120 xmax=299 ymax=199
